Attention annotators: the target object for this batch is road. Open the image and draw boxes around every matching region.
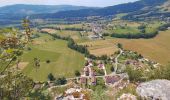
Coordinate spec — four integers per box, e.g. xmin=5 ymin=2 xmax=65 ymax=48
xmin=114 ymin=48 xmax=123 ymax=74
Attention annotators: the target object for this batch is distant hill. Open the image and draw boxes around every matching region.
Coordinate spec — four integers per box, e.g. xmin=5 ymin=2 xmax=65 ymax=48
xmin=122 ymin=0 xmax=170 ymax=21
xmin=0 ymin=4 xmax=92 ymax=15
xmin=31 ymin=0 xmax=167 ymax=19
xmin=0 ymin=0 xmax=169 ymax=26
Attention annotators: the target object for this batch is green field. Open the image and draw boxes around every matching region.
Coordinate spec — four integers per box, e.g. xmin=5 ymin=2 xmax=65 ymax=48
xmin=105 ymin=20 xmax=164 ymax=34
xmin=22 ymin=34 xmax=85 ymax=82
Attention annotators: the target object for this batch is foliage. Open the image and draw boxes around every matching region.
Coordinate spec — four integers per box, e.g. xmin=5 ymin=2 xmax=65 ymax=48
xmin=28 ymin=87 xmax=51 ymax=100
xmin=158 ymin=23 xmax=170 ymax=31
xmin=0 ymin=72 xmax=34 ymax=99
xmin=126 ymin=66 xmax=143 ymax=82
xmin=117 ymin=43 xmax=123 ymax=49
xmin=150 ymin=64 xmax=170 ymax=80
xmin=46 ymin=60 xmax=51 ymax=64
xmin=75 ymin=70 xmax=81 ymax=77
xmin=115 ymin=84 xmax=139 ymax=99
xmin=110 ymin=66 xmax=115 ymax=72
xmin=111 ymin=31 xmax=158 ymax=39
xmin=91 ymin=86 xmax=108 ymax=100
xmin=55 ymin=77 xmax=67 ymax=85
xmin=47 ymin=73 xmax=55 ymax=81
xmin=0 ymin=19 xmax=32 ymax=73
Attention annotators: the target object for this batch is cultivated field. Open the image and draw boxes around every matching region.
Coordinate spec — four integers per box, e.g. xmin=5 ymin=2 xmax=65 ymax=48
xmin=79 ymin=40 xmax=118 ymax=56
xmin=80 ymin=30 xmax=170 ymax=65
xmin=22 ymin=34 xmax=85 ymax=82
xmin=41 ymin=28 xmax=82 ymax=40
xmin=111 ymin=30 xmax=170 ymax=65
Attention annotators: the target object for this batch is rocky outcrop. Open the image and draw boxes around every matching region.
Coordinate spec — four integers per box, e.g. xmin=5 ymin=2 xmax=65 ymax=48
xmin=136 ymin=79 xmax=170 ymax=100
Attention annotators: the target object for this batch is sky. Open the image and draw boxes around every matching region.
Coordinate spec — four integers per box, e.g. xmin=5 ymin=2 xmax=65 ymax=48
xmin=0 ymin=0 xmax=138 ymax=7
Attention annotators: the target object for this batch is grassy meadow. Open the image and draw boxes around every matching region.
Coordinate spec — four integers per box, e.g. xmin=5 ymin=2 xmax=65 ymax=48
xmin=105 ymin=20 xmax=164 ymax=34
xmin=21 ymin=34 xmax=85 ymax=82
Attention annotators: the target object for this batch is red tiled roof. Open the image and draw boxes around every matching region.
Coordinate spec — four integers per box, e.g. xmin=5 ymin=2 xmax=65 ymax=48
xmin=80 ymin=77 xmax=87 ymax=84
xmin=105 ymin=76 xmax=121 ymax=84
xmin=91 ymin=77 xmax=97 ymax=83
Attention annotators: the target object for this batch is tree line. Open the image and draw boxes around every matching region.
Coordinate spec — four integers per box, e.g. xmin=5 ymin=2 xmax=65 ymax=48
xmin=158 ymin=23 xmax=170 ymax=31
xmin=110 ymin=31 xmax=158 ymax=39
xmin=44 ymin=32 xmax=110 ymax=60
xmin=40 ymin=26 xmax=84 ymax=31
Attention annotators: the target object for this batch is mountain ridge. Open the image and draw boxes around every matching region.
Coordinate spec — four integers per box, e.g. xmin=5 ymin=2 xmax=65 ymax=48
xmin=31 ymin=0 xmax=167 ymax=19
xmin=0 ymin=4 xmax=94 ymax=15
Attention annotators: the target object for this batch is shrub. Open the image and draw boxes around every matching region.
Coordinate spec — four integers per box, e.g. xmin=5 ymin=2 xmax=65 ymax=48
xmin=47 ymin=73 xmax=55 ymax=81
xmin=46 ymin=60 xmax=51 ymax=64
xmin=75 ymin=70 xmax=81 ymax=77
xmin=110 ymin=66 xmax=115 ymax=72
xmin=55 ymin=77 xmax=67 ymax=85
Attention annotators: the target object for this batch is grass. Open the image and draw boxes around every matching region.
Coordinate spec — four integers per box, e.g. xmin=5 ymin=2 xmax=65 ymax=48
xmin=22 ymin=34 xmax=85 ymax=82
xmin=106 ymin=27 xmax=140 ymax=34
xmin=41 ymin=28 xmax=83 ymax=41
xmin=115 ymin=83 xmax=138 ymax=99
xmin=105 ymin=20 xmax=164 ymax=34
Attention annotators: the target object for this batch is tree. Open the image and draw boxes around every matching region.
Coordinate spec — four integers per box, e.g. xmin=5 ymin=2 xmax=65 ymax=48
xmin=0 ymin=72 xmax=34 ymax=99
xmin=110 ymin=66 xmax=115 ymax=72
xmin=47 ymin=73 xmax=55 ymax=81
xmin=22 ymin=18 xmax=32 ymax=42
xmin=0 ymin=19 xmax=32 ymax=73
xmin=46 ymin=60 xmax=50 ymax=64
xmin=55 ymin=77 xmax=67 ymax=85
xmin=75 ymin=70 xmax=81 ymax=77
xmin=91 ymin=86 xmax=109 ymax=100
xmin=126 ymin=67 xmax=143 ymax=82
xmin=117 ymin=43 xmax=123 ymax=49
xmin=34 ymin=58 xmax=40 ymax=71
xmin=150 ymin=64 xmax=170 ymax=80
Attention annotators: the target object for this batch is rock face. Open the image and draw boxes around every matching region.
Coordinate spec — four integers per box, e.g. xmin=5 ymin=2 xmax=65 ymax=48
xmin=136 ymin=79 xmax=170 ymax=100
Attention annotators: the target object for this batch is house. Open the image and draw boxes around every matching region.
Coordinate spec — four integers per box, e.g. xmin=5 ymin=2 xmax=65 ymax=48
xmin=91 ymin=77 xmax=97 ymax=85
xmin=168 ymin=27 xmax=170 ymax=30
xmin=84 ymin=67 xmax=89 ymax=76
xmin=98 ymin=63 xmax=104 ymax=69
xmin=80 ymin=77 xmax=87 ymax=84
xmin=88 ymin=34 xmax=100 ymax=40
xmin=125 ymin=60 xmax=140 ymax=67
xmin=91 ymin=69 xmax=96 ymax=76
xmin=105 ymin=75 xmax=121 ymax=85
xmin=61 ymin=88 xmax=87 ymax=100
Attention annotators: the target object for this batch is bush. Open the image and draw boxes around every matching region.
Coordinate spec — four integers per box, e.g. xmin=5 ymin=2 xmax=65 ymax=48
xmin=110 ymin=66 xmax=115 ymax=72
xmin=55 ymin=77 xmax=67 ymax=85
xmin=48 ymin=73 xmax=55 ymax=81
xmin=46 ymin=60 xmax=51 ymax=64
xmin=75 ymin=70 xmax=81 ymax=77
xmin=97 ymin=70 xmax=105 ymax=76
xmin=117 ymin=43 xmax=123 ymax=49
xmin=27 ymin=47 xmax=32 ymax=51
xmin=126 ymin=67 xmax=143 ymax=82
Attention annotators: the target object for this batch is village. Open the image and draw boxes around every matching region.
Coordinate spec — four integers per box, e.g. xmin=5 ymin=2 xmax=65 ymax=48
xmin=30 ymin=22 xmax=166 ymax=100
xmin=46 ymin=45 xmax=162 ymax=100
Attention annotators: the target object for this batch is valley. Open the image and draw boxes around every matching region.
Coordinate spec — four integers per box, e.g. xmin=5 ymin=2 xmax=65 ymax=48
xmin=1 ymin=0 xmax=170 ymax=99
